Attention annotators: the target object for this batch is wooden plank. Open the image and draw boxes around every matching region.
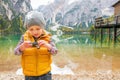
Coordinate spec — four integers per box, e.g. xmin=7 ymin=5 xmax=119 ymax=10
xmin=95 ymin=17 xmax=102 ymax=20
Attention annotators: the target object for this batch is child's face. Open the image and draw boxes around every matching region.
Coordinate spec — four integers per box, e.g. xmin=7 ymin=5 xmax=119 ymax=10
xmin=28 ymin=25 xmax=43 ymax=38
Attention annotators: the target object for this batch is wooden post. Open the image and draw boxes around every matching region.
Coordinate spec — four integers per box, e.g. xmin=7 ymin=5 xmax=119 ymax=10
xmin=101 ymin=28 xmax=103 ymax=47
xmin=114 ymin=16 xmax=118 ymax=46
xmin=95 ymin=29 xmax=97 ymax=47
xmin=108 ymin=28 xmax=111 ymax=46
xmin=107 ymin=19 xmax=111 ymax=46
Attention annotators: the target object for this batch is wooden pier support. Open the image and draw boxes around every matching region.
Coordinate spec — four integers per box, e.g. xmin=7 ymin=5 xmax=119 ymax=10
xmin=94 ymin=15 xmax=120 ymax=47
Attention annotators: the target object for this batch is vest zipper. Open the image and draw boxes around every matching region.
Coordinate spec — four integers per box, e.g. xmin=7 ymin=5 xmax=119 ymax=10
xmin=36 ymin=48 xmax=38 ymax=75
xmin=33 ymin=37 xmax=38 ymax=75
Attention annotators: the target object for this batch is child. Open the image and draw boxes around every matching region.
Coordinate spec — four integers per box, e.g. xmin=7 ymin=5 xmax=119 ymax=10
xmin=14 ymin=11 xmax=58 ymax=80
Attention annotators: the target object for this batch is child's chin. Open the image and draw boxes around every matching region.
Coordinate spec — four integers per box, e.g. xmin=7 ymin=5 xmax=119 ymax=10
xmin=33 ymin=35 xmax=39 ymax=38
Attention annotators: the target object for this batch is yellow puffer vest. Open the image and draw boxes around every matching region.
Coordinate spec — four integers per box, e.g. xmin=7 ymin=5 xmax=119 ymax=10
xmin=21 ymin=30 xmax=52 ymax=76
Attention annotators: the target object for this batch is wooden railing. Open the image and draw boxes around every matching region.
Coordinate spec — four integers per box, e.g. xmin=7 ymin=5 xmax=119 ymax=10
xmin=94 ymin=14 xmax=120 ymax=46
xmin=95 ymin=14 xmax=120 ymax=28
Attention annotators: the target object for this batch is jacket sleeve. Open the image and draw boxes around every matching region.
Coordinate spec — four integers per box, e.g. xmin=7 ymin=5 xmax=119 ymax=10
xmin=49 ymin=39 xmax=58 ymax=55
xmin=14 ymin=36 xmax=24 ymax=55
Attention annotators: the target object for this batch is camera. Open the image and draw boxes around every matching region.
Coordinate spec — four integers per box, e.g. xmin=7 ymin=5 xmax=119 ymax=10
xmin=31 ymin=42 xmax=40 ymax=49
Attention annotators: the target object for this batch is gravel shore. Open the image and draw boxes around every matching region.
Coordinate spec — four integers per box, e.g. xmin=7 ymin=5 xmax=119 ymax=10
xmin=1 ymin=70 xmax=120 ymax=80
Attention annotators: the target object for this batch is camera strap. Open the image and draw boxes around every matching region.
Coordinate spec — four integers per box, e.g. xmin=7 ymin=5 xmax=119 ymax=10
xmin=33 ymin=34 xmax=44 ymax=42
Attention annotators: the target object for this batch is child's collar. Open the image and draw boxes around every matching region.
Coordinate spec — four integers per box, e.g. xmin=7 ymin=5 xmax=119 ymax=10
xmin=32 ymin=34 xmax=44 ymax=41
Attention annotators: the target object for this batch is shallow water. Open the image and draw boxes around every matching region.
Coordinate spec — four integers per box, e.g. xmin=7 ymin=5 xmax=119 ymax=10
xmin=0 ymin=34 xmax=120 ymax=74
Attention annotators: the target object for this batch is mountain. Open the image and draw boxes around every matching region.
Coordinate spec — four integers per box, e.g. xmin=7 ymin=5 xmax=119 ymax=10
xmin=0 ymin=0 xmax=32 ymax=34
xmin=37 ymin=0 xmax=118 ymax=28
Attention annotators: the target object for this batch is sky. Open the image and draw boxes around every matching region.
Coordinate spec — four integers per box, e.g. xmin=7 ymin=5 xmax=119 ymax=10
xmin=30 ymin=0 xmax=54 ymax=9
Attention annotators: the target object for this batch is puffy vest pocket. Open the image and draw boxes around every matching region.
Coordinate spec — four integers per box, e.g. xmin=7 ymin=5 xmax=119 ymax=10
xmin=24 ymin=63 xmax=36 ymax=72
xmin=38 ymin=54 xmax=49 ymax=62
xmin=23 ymin=55 xmax=36 ymax=72
xmin=38 ymin=47 xmax=49 ymax=55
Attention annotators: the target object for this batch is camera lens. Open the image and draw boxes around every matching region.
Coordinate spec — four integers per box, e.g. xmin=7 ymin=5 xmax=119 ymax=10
xmin=32 ymin=42 xmax=37 ymax=47
xmin=32 ymin=42 xmax=40 ymax=49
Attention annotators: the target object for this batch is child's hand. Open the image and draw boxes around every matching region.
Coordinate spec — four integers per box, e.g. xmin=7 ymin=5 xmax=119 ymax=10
xmin=38 ymin=40 xmax=52 ymax=50
xmin=20 ymin=41 xmax=32 ymax=51
xmin=38 ymin=40 xmax=47 ymax=46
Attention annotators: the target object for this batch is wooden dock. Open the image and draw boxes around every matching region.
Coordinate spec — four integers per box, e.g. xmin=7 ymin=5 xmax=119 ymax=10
xmin=94 ymin=14 xmax=120 ymax=47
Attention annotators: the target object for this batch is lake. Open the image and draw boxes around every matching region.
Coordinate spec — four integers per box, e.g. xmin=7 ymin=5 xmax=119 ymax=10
xmin=0 ymin=34 xmax=120 ymax=74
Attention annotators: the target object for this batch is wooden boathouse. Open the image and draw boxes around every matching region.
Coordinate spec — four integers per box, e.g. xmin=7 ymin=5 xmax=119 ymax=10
xmin=94 ymin=0 xmax=120 ymax=46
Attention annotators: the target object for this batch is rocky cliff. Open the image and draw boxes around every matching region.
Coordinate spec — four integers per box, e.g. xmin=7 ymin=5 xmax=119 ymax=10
xmin=38 ymin=0 xmax=118 ymax=28
xmin=0 ymin=0 xmax=32 ymax=34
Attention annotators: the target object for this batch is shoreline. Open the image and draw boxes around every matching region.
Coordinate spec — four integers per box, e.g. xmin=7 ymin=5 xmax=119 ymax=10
xmin=0 ymin=70 xmax=120 ymax=80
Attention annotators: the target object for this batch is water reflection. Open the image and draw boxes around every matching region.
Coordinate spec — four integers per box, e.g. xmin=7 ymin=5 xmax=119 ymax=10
xmin=52 ymin=34 xmax=94 ymax=47
xmin=0 ymin=34 xmax=120 ymax=74
xmin=0 ymin=35 xmax=21 ymax=71
xmin=52 ymin=34 xmax=120 ymax=74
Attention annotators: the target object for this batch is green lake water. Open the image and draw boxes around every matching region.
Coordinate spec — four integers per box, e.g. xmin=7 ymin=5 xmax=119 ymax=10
xmin=0 ymin=34 xmax=120 ymax=72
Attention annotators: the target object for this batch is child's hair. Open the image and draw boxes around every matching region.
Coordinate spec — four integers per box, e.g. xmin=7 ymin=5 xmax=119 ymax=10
xmin=24 ymin=11 xmax=46 ymax=29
